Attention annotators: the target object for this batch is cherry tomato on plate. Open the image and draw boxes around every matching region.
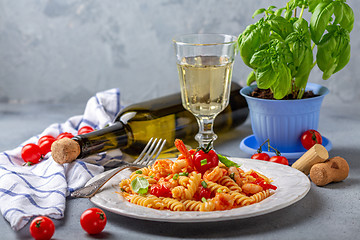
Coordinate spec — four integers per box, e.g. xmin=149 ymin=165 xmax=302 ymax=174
xmin=194 ymin=185 xmax=212 ymax=201
xmin=193 ymin=149 xmax=219 ymax=174
xmin=80 ymin=208 xmax=107 ymax=235
xmin=21 ymin=143 xmax=43 ymax=165
xmin=150 ymin=183 xmax=172 ymax=198
xmin=78 ymin=126 xmax=95 ymax=135
xmin=56 ymin=132 xmax=74 ymax=140
xmin=38 ymin=136 xmax=56 ymax=155
xmin=301 ymin=129 xmax=323 ymax=150
xmin=251 ymin=152 xmax=270 ymax=161
xmin=269 ymin=156 xmax=289 ymax=165
xmin=29 ymin=216 xmax=55 ymax=240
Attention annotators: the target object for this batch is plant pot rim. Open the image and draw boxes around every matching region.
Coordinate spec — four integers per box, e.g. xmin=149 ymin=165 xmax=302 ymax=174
xmin=240 ymin=82 xmax=329 ymax=102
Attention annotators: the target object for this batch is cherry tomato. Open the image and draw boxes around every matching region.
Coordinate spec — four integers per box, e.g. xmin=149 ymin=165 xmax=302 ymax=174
xmin=29 ymin=216 xmax=55 ymax=240
xmin=78 ymin=126 xmax=94 ymax=135
xmin=38 ymin=136 xmax=56 ymax=156
xmin=301 ymin=129 xmax=323 ymax=150
xmin=194 ymin=186 xmax=211 ymax=201
xmin=80 ymin=208 xmax=107 ymax=235
xmin=193 ymin=149 xmax=219 ymax=174
xmin=269 ymin=156 xmax=289 ymax=165
xmin=150 ymin=184 xmax=172 ymax=198
xmin=56 ymin=132 xmax=74 ymax=140
xmin=251 ymin=152 xmax=270 ymax=161
xmin=21 ymin=143 xmax=43 ymax=165
xmin=37 ymin=135 xmax=55 ymax=146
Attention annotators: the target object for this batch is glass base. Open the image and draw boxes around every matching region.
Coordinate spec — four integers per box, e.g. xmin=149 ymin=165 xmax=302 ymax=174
xmin=195 ymin=132 xmax=217 ymax=149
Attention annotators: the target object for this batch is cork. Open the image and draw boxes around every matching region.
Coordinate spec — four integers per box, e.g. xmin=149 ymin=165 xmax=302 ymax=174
xmin=292 ymin=144 xmax=329 ymax=175
xmin=51 ymin=138 xmax=81 ymax=164
xmin=309 ymin=156 xmax=349 ymax=186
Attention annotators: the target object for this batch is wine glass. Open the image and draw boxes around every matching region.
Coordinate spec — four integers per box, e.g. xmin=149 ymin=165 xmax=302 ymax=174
xmin=173 ymin=34 xmax=237 ymax=149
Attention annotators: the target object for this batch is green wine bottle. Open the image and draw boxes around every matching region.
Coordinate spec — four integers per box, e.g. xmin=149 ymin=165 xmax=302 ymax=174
xmin=58 ymin=82 xmax=248 ymax=162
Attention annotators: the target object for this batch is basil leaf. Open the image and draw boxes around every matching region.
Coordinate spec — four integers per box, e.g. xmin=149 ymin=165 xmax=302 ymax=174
xmin=268 ymin=15 xmax=293 ymax=39
xmin=284 ymin=9 xmax=293 ymax=20
xmin=274 ymin=8 xmax=285 ymax=16
xmin=240 ymin=33 xmax=260 ymax=67
xmin=310 ymin=1 xmax=334 ymax=44
xmin=292 ymin=40 xmax=305 ymax=67
xmin=334 ymin=42 xmax=350 ymax=74
xmin=250 ymin=49 xmax=271 ymax=68
xmin=316 ymin=28 xmax=348 ymax=80
xmin=255 ymin=65 xmax=278 ymax=89
xmin=252 ymin=8 xmax=266 ymax=18
xmin=272 ymin=63 xmax=292 ymax=99
xmin=218 ymin=154 xmax=240 ymax=168
xmin=338 ymin=3 xmax=354 ymax=32
xmin=131 ymin=176 xmax=149 ymax=195
xmin=293 ymin=18 xmax=309 ymax=35
xmin=332 ymin=1 xmax=344 ymax=25
xmin=294 ymin=47 xmax=313 ymax=79
xmin=246 ymin=70 xmax=256 ymax=86
xmin=309 ymin=0 xmax=323 ymax=13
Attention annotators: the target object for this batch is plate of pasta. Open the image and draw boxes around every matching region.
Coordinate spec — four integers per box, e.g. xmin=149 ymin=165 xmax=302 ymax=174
xmin=89 ymin=142 xmax=310 ymax=222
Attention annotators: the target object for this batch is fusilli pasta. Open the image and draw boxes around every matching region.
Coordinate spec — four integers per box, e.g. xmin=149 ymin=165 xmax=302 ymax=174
xmin=117 ymin=140 xmax=276 ymax=212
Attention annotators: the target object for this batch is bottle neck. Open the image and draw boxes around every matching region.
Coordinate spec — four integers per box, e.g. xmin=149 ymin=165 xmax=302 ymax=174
xmin=73 ymin=121 xmax=129 ymax=159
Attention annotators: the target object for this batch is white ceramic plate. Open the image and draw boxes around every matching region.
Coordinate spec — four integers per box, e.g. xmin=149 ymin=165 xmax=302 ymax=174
xmin=89 ymin=158 xmax=310 ymax=222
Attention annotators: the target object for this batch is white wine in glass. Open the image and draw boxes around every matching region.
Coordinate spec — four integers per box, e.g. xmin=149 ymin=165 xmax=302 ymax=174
xmin=173 ymin=34 xmax=237 ymax=149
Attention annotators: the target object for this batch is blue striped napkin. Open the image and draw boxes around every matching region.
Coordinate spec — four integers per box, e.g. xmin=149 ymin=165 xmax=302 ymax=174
xmin=0 ymin=88 xmax=123 ymax=230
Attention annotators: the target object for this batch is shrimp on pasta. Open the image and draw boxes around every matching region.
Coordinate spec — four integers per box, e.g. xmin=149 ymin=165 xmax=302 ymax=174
xmin=117 ymin=140 xmax=276 ymax=212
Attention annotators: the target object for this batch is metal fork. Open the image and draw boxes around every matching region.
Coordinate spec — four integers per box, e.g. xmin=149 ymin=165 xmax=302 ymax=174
xmin=70 ymin=138 xmax=166 ymax=198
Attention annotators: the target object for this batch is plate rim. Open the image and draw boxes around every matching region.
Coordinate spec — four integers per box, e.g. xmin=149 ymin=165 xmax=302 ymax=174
xmin=89 ymin=157 xmax=311 ymax=222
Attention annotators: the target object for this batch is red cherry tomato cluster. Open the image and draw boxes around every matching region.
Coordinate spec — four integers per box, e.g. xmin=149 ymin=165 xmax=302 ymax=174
xmin=29 ymin=216 xmax=55 ymax=240
xmin=250 ymin=139 xmax=289 ymax=166
xmin=80 ymin=208 xmax=107 ymax=235
xmin=21 ymin=126 xmax=94 ymax=165
xmin=251 ymin=152 xmax=289 ymax=166
xmin=301 ymin=129 xmax=323 ymax=150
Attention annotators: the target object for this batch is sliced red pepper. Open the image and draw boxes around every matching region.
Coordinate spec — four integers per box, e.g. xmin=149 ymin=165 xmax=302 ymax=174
xmin=250 ymin=171 xmax=260 ymax=179
xmin=254 ymin=179 xmax=277 ymax=190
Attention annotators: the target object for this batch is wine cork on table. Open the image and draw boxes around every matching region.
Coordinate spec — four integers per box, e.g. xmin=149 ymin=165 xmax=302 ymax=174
xmin=292 ymin=144 xmax=329 ymax=175
xmin=51 ymin=138 xmax=81 ymax=164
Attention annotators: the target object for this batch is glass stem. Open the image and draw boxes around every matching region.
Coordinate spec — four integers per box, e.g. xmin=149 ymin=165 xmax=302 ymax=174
xmin=195 ymin=115 xmax=217 ymax=149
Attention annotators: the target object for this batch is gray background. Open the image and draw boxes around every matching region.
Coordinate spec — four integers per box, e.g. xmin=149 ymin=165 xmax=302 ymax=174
xmin=0 ymin=0 xmax=358 ymax=106
xmin=0 ymin=1 xmax=359 ymax=239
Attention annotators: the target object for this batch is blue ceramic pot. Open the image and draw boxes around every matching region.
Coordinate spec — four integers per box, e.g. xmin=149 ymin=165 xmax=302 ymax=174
xmin=240 ymin=83 xmax=329 ymax=153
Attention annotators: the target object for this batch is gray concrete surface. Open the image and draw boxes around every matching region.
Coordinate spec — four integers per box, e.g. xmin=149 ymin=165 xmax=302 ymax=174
xmin=0 ymin=100 xmax=359 ymax=240
xmin=0 ymin=0 xmax=359 ymax=239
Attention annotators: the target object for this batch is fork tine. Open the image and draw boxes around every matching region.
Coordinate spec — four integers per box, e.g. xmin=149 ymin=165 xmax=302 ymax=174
xmin=71 ymin=138 xmax=166 ymax=198
xmin=136 ymin=138 xmax=160 ymax=165
xmin=133 ymin=137 xmax=154 ymax=164
xmin=147 ymin=139 xmax=166 ymax=166
xmin=141 ymin=139 xmax=166 ymax=166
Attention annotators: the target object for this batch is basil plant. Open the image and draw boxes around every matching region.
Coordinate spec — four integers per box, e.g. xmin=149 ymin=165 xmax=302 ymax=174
xmin=237 ymin=0 xmax=354 ymax=99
